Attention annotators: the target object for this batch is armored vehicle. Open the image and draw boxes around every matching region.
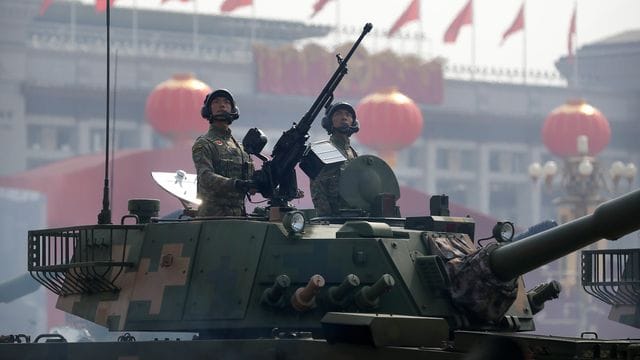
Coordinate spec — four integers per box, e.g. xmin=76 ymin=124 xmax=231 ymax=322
xmin=3 ymin=171 xmax=640 ymax=359
xmin=2 ymin=23 xmax=640 ymax=360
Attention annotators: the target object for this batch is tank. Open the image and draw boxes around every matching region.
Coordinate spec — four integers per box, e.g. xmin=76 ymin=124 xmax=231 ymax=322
xmin=3 ymin=23 xmax=640 ymax=360
xmin=2 ymin=159 xmax=640 ymax=358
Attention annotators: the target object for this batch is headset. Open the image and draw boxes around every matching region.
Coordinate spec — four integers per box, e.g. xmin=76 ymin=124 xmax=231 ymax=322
xmin=201 ymin=89 xmax=239 ymax=123
xmin=321 ymin=102 xmax=359 ymax=135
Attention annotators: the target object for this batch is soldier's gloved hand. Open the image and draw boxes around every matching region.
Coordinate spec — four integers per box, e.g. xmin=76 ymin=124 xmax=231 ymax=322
xmin=234 ymin=179 xmax=257 ymax=194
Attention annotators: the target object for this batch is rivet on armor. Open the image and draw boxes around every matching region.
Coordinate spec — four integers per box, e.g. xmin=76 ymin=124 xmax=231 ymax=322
xmin=161 ymin=254 xmax=174 ymax=267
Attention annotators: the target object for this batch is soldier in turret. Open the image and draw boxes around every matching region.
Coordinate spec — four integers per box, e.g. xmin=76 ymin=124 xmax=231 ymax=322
xmin=310 ymin=102 xmax=360 ymax=216
xmin=192 ymin=89 xmax=256 ymax=216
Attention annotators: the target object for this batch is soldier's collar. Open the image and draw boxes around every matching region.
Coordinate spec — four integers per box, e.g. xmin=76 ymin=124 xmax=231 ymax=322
xmin=209 ymin=123 xmax=232 ymax=137
xmin=330 ymin=133 xmax=350 ymax=149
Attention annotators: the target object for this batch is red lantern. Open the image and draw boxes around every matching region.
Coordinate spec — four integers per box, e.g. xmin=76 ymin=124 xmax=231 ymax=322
xmin=542 ymin=99 xmax=611 ymax=157
xmin=145 ymin=73 xmax=212 ymax=144
xmin=355 ymin=88 xmax=424 ymax=165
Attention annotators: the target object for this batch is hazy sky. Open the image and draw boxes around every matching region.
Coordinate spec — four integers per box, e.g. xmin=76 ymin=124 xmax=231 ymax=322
xmin=101 ymin=0 xmax=640 ymax=72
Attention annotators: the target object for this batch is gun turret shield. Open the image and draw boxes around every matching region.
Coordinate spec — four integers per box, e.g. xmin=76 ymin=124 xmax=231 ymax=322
xmin=339 ymin=155 xmax=400 ymax=211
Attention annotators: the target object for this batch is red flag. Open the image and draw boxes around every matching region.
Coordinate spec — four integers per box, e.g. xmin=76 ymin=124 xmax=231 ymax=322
xmin=39 ymin=0 xmax=54 ymax=16
xmin=567 ymin=6 xmax=577 ymax=62
xmin=388 ymin=0 xmax=420 ymax=37
xmin=95 ymin=0 xmax=117 ymax=13
xmin=310 ymin=0 xmax=332 ymax=18
xmin=501 ymin=3 xmax=524 ymax=45
xmin=443 ymin=0 xmax=473 ymax=43
xmin=220 ymin=0 xmax=252 ymax=13
xmin=161 ymin=0 xmax=191 ymax=3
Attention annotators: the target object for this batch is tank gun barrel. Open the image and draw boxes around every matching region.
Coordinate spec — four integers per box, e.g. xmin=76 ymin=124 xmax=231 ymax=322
xmin=490 ymin=188 xmax=640 ymax=281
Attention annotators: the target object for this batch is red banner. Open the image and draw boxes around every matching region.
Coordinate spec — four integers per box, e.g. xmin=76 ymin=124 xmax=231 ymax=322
xmin=220 ymin=0 xmax=252 ymax=13
xmin=388 ymin=0 xmax=420 ymax=37
xmin=443 ymin=0 xmax=473 ymax=43
xmin=253 ymin=43 xmax=443 ymax=105
xmin=501 ymin=3 xmax=524 ymax=45
xmin=567 ymin=6 xmax=577 ymax=63
xmin=95 ymin=0 xmax=117 ymax=13
xmin=310 ymin=0 xmax=332 ymax=18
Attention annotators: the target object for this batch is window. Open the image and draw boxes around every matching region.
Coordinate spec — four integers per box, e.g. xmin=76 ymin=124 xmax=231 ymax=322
xmin=489 ymin=150 xmax=527 ymax=174
xmin=435 ymin=179 xmax=472 ymax=206
xmin=28 ymin=124 xmax=77 ymax=152
xmin=436 ymin=148 xmax=449 ymax=170
xmin=436 ymin=147 xmax=477 ymax=172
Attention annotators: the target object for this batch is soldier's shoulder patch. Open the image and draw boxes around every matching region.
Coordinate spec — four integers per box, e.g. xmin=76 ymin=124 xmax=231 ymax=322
xmin=214 ymin=139 xmax=224 ymax=146
xmin=192 ymin=140 xmax=207 ymax=152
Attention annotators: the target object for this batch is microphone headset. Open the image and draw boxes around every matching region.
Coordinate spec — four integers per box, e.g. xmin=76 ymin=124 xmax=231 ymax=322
xmin=321 ymin=102 xmax=359 ymax=136
xmin=201 ymin=89 xmax=239 ymax=123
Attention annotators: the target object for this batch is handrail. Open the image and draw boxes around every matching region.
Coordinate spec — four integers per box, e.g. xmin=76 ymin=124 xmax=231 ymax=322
xmin=28 ymin=225 xmax=142 ymax=296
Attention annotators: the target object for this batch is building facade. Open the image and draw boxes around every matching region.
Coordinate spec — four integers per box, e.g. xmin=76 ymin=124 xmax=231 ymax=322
xmin=3 ymin=1 xmax=638 ymax=228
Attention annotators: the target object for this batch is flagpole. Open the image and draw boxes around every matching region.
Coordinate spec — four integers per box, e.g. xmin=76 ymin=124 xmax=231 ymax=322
xmin=417 ymin=0 xmax=423 ymax=58
xmin=335 ymin=0 xmax=341 ymax=45
xmin=193 ymin=0 xmax=199 ymax=56
xmin=250 ymin=1 xmax=256 ymax=45
xmin=522 ymin=1 xmax=527 ymax=84
xmin=573 ymin=1 xmax=579 ymax=90
xmin=70 ymin=0 xmax=76 ymax=49
xmin=132 ymin=0 xmax=138 ymax=53
xmin=470 ymin=0 xmax=476 ymax=80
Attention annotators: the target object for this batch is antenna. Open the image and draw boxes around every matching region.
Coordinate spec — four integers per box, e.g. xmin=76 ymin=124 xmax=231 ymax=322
xmin=97 ymin=0 xmax=112 ymax=224
xmin=110 ymin=49 xmax=119 ymax=210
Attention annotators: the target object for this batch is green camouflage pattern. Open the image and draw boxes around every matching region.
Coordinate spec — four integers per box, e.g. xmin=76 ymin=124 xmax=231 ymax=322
xmin=192 ymin=125 xmax=254 ymax=216
xmin=52 ymin=218 xmax=534 ymax=334
xmin=310 ymin=134 xmax=358 ymax=216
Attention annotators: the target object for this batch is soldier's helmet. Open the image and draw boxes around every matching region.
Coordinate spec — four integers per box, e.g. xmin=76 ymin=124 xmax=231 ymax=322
xmin=201 ymin=89 xmax=239 ymax=122
xmin=321 ymin=102 xmax=358 ymax=135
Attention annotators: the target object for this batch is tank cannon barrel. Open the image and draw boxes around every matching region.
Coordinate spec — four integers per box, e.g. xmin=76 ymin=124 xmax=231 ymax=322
xmin=490 ymin=188 xmax=640 ymax=281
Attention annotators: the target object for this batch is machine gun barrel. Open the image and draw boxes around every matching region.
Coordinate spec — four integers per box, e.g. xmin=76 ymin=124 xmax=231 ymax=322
xmin=254 ymin=23 xmax=372 ymax=203
xmin=293 ymin=23 xmax=372 ymax=135
xmin=490 ymin=188 xmax=640 ymax=281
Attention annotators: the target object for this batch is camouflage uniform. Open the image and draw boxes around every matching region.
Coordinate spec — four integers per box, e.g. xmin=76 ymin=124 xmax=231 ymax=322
xmin=192 ymin=124 xmax=254 ymax=216
xmin=310 ymin=134 xmax=358 ymax=217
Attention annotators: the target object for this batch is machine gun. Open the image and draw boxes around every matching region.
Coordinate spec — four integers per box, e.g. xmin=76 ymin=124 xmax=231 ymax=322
xmin=245 ymin=23 xmax=372 ymax=208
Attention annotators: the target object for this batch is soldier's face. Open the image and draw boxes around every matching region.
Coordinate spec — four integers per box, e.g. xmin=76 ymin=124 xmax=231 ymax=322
xmin=210 ymin=97 xmax=232 ymax=115
xmin=331 ymin=109 xmax=353 ymax=129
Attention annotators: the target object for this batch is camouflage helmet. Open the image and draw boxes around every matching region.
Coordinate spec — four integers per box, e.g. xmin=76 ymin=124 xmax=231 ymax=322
xmin=201 ymin=89 xmax=239 ymax=122
xmin=321 ymin=102 xmax=358 ymax=135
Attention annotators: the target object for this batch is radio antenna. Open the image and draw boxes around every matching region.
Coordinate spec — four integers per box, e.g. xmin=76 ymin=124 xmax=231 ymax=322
xmin=110 ymin=49 xmax=119 ymax=210
xmin=97 ymin=0 xmax=112 ymax=224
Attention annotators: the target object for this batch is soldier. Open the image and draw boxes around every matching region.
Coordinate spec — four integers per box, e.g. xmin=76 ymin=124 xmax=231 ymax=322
xmin=192 ymin=89 xmax=255 ymax=217
xmin=310 ymin=102 xmax=359 ymax=216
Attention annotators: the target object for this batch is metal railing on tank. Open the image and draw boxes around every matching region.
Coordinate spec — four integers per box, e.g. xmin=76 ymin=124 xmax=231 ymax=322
xmin=582 ymin=249 xmax=640 ymax=305
xmin=27 ymin=225 xmax=142 ymax=296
